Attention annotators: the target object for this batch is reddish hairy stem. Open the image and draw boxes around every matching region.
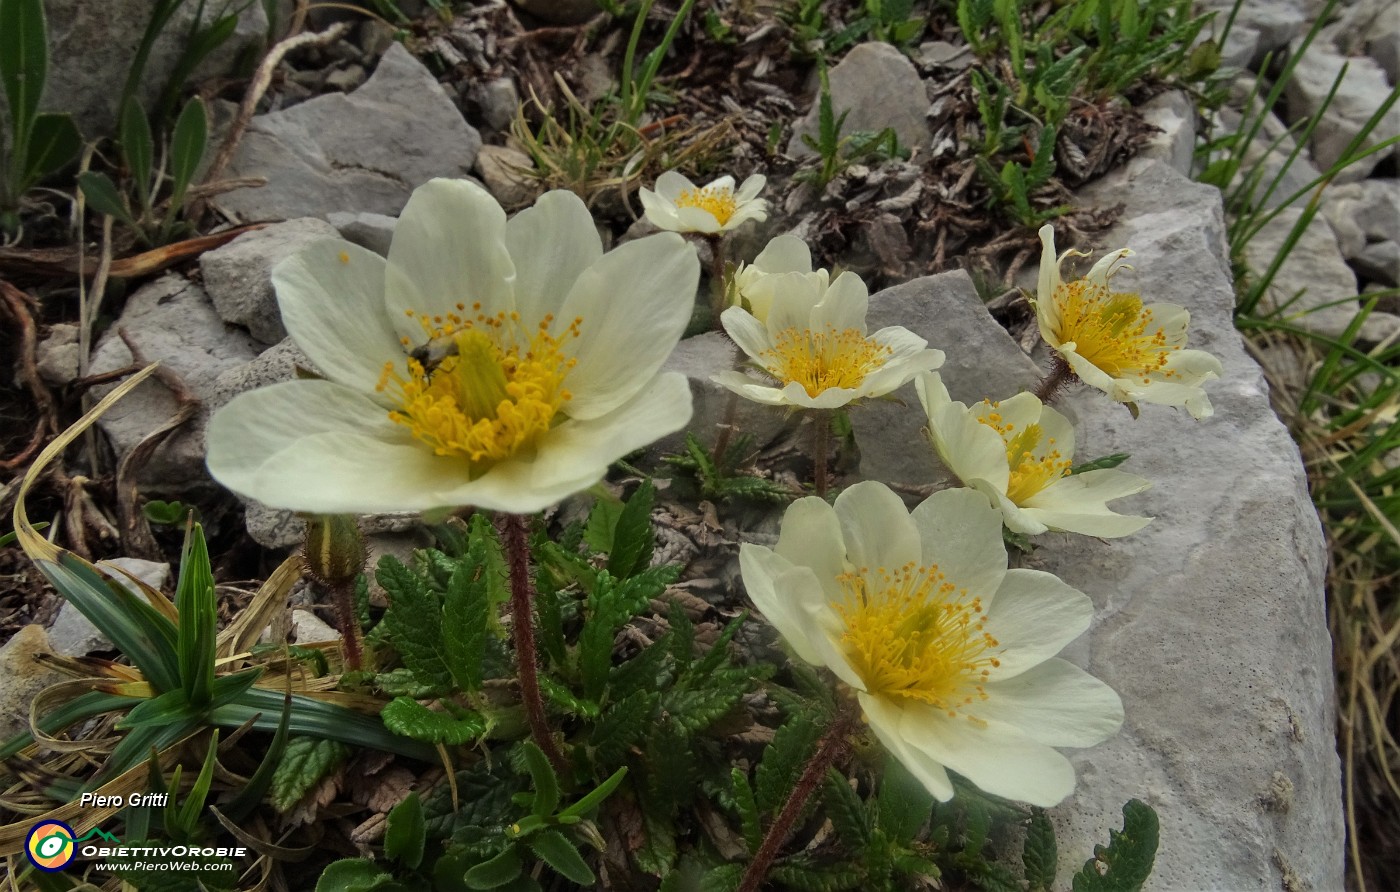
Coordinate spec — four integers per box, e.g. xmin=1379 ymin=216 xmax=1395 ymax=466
xmin=737 ymin=710 xmax=859 ymax=892
xmin=501 ymin=512 xmax=570 ymax=776
xmin=812 ymin=410 xmax=831 ymax=498
xmin=1033 ymin=354 xmax=1077 ymax=403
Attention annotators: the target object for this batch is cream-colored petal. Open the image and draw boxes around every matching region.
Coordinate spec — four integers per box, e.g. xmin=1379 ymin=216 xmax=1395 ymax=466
xmin=1035 ymin=401 xmax=1076 ymax=459
xmin=206 ymin=379 xmax=464 ymax=514
xmin=984 ymin=569 xmax=1092 ymax=678
xmin=655 ymin=170 xmax=697 ymax=202
xmin=971 ymin=479 xmax=1049 ymax=536
xmin=917 ymin=374 xmax=1010 ymax=490
xmin=900 ymin=707 xmax=1077 ymax=807
xmin=739 ymin=545 xmax=827 ymax=666
xmin=638 ymin=187 xmax=682 ymax=230
xmin=754 ymin=234 xmax=812 ymax=274
xmin=763 ymin=273 xmax=823 ymax=338
xmin=720 ymin=307 xmax=775 ymax=363
xmin=274 ymin=240 xmax=403 ymax=399
xmin=860 ymin=694 xmax=955 ymax=801
xmin=859 ymin=346 xmax=946 ymax=400
xmin=1060 ymin=346 xmax=1121 ymax=396
xmin=978 ymin=658 xmax=1124 ymax=747
xmin=1036 ymin=225 xmax=1059 ymax=304
xmin=735 ymin=174 xmax=766 ymax=202
xmin=775 ymin=496 xmax=849 ymax=605
xmin=557 ymin=234 xmax=698 ymax=419
xmin=676 ymin=205 xmax=723 ymax=233
xmin=385 ymin=178 xmax=515 ymax=339
xmin=810 ymin=271 xmax=869 ymax=333
xmin=711 ymin=373 xmax=792 ymax=407
xmin=989 ymin=392 xmax=1042 ymax=436
xmin=505 ymin=190 xmax=603 ymax=328
xmin=779 ymin=382 xmax=861 ymax=409
xmin=908 ymin=488 xmax=1007 ymax=599
xmin=1086 ymin=248 xmax=1133 ymax=284
xmin=832 ymin=482 xmax=921 ymax=574
xmin=725 ymin=202 xmax=769 ymax=229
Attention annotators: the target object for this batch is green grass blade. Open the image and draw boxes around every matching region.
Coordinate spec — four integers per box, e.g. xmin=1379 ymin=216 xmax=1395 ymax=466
xmin=175 ymin=521 xmax=217 ymax=706
xmin=21 ymin=113 xmax=81 ymax=185
xmin=0 ymin=0 xmax=48 ymax=164
xmin=120 ymin=98 xmax=154 ymax=216
xmin=209 ymin=688 xmax=438 ymax=761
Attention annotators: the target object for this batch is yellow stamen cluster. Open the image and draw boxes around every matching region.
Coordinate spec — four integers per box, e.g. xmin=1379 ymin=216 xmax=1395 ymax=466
xmin=1052 ymin=282 xmax=1178 ymax=383
xmin=976 ymin=407 xmax=1071 ymax=503
xmin=836 ymin=563 xmax=1001 ymax=719
xmin=376 ymin=305 xmax=581 ymax=466
xmin=762 ymin=326 xmax=892 ymax=397
xmin=675 ymin=185 xmax=738 ymax=225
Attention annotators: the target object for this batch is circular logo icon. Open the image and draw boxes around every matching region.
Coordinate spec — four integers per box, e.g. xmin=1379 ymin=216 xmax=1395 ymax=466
xmin=25 ymin=820 xmax=76 ymax=871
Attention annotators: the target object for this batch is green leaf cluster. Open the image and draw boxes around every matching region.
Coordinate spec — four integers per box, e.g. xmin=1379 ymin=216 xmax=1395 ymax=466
xmin=664 ymin=433 xmax=793 ymax=503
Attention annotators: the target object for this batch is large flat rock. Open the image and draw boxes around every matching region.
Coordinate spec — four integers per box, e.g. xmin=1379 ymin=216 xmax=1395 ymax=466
xmin=214 ymin=44 xmax=481 ymax=221
xmin=1038 ymin=159 xmax=1341 ymax=890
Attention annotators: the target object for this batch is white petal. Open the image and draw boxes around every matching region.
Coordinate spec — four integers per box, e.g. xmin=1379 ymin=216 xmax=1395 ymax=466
xmin=984 ymin=569 xmax=1093 ymax=678
xmin=739 ymin=545 xmax=827 ymax=666
xmin=775 ymin=496 xmax=849 ymax=605
xmin=385 ymin=178 xmax=515 ymax=338
xmin=720 ymin=307 xmax=775 ymax=363
xmin=971 ymin=479 xmax=1049 ymax=536
xmin=908 ymin=488 xmax=1007 ymax=599
xmin=832 ymin=482 xmax=921 ymax=573
xmin=654 ymin=170 xmax=696 ymax=202
xmin=676 ymin=205 xmax=723 ymax=233
xmin=754 ymin=234 xmax=812 ymax=274
xmin=735 ymin=174 xmax=766 ymax=202
xmin=206 ymin=380 xmax=464 ymax=514
xmin=711 ymin=371 xmax=792 ymax=406
xmin=860 ymin=694 xmax=954 ymax=801
xmin=557 ymin=233 xmax=698 ymax=419
xmin=274 ymin=240 xmax=404 ymax=398
xmin=810 ymin=271 xmax=869 ymax=333
xmin=978 ymin=659 xmax=1124 ymax=748
xmin=1036 ymin=224 xmax=1059 ymax=303
xmin=639 ymin=187 xmax=682 ymax=230
xmin=762 ymin=273 xmax=823 ymax=338
xmin=1034 ymin=401 xmax=1076 ymax=459
xmin=1060 ymin=346 xmax=1121 ymax=396
xmin=900 ymin=706 xmax=1077 ymax=807
xmin=506 ymin=190 xmax=603 ymax=328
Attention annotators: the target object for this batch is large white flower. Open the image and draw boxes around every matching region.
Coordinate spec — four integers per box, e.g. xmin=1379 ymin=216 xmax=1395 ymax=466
xmin=1032 ymin=224 xmax=1223 ymax=419
xmin=207 ymin=179 xmax=698 ymax=515
xmin=639 ymin=171 xmax=768 ymax=234
xmin=739 ymin=483 xmax=1123 ymax=807
xmin=714 ymin=269 xmax=944 ymax=410
xmin=916 ymin=373 xmax=1151 ymax=538
xmin=730 ymin=234 xmax=823 ymax=324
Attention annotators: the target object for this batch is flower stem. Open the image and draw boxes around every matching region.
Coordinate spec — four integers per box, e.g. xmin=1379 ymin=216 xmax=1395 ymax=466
xmin=737 ymin=709 xmax=858 ymax=892
xmin=812 ymin=409 xmax=831 ymax=498
xmin=1033 ymin=354 xmax=1077 ymax=403
xmin=708 ymin=233 xmax=728 ymax=326
xmin=501 ymin=512 xmax=569 ymax=776
xmin=329 ymin=580 xmax=364 ymax=671
xmin=712 ymin=341 xmax=744 ymax=460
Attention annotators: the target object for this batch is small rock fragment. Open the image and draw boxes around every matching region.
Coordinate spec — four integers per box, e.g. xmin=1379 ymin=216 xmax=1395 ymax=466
xmin=200 ymin=218 xmax=341 ymax=345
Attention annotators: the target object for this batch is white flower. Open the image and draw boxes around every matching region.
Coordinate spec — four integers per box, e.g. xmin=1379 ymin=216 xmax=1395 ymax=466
xmin=739 ymin=482 xmax=1123 ymax=806
xmin=207 ymin=178 xmax=698 ymax=515
xmin=730 ymin=234 xmax=825 ymax=324
xmin=639 ymin=171 xmax=768 ymax=234
xmin=916 ymin=373 xmax=1151 ymax=538
xmin=714 ymin=269 xmax=944 ymax=410
xmin=1032 ymin=224 xmax=1224 ymax=419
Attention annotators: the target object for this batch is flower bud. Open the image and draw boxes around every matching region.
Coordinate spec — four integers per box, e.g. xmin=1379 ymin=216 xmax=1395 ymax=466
xmin=302 ymin=514 xmax=366 ymax=589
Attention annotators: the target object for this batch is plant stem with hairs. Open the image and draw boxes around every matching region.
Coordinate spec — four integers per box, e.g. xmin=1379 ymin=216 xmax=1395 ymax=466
xmin=1033 ymin=353 xmax=1076 ymax=403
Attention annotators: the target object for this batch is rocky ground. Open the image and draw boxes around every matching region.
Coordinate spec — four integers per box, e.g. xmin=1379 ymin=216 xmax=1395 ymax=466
xmin=2 ymin=0 xmax=1397 ymax=888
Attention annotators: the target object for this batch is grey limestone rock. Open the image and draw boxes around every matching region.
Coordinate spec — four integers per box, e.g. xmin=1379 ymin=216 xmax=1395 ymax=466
xmin=214 ymin=44 xmax=481 ymax=221
xmin=1243 ymin=206 xmax=1400 ymax=343
xmin=475 ymin=145 xmax=537 ymax=209
xmin=89 ymin=275 xmax=260 ymax=492
xmin=788 ymin=43 xmax=932 ymax=160
xmin=35 ymin=323 xmax=81 ymax=386
xmin=326 ymin=211 xmax=398 ymax=256
xmin=1285 ymin=42 xmax=1400 ymax=181
xmin=48 ymin=558 xmax=171 ymax=657
xmin=199 ymin=218 xmax=341 ymax=346
xmin=1035 ymin=158 xmax=1342 ymax=891
xmin=852 ymin=269 xmax=1041 ymax=485
xmin=1138 ymin=91 xmax=1196 ymax=178
xmin=0 ymin=626 xmax=70 ymax=743
xmin=1356 ymin=240 xmax=1400 ymax=286
xmin=1369 ymin=4 xmax=1400 ymax=84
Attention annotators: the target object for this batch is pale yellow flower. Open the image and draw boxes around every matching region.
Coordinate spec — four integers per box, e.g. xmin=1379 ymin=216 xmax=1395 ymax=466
xmin=730 ymin=234 xmax=823 ymax=324
xmin=1032 ymin=224 xmax=1223 ymax=419
xmin=739 ymin=482 xmax=1123 ymax=806
xmin=207 ymin=179 xmax=698 ymax=515
xmin=916 ymin=373 xmax=1151 ymax=537
xmin=639 ymin=171 xmax=768 ymax=234
xmin=714 ymin=268 xmax=944 ymax=410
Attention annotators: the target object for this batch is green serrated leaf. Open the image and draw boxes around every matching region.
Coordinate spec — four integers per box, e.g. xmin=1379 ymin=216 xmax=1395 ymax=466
xmin=1069 ymin=452 xmax=1132 ymax=474
xmin=769 ymin=854 xmax=864 ymax=891
xmin=381 ymin=697 xmax=486 ymax=745
xmin=822 ymin=768 xmax=869 ymax=848
xmin=633 ymin=806 xmax=677 ymax=876
xmin=608 ymin=480 xmax=656 ymax=578
xmin=1024 ymin=806 xmax=1058 ymax=891
xmin=529 ymin=829 xmax=595 ymax=885
xmin=385 ymin=792 xmax=426 ymax=869
xmin=443 ymin=520 xmax=492 ymax=692
xmin=377 ymin=554 xmax=453 ymax=693
xmin=271 ymin=737 xmax=349 ymax=811
xmin=730 ymin=767 xmax=761 ymax=851
xmin=589 ymin=690 xmax=657 ymax=764
xmin=584 ymin=494 xmax=625 ymax=554
xmin=756 ymin=712 xmax=821 ymax=814
xmin=1071 ymin=799 xmax=1158 ymax=892
xmin=660 ymin=684 xmax=745 ymax=737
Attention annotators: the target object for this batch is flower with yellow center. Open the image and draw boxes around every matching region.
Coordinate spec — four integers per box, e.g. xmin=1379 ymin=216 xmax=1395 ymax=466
xmin=206 ymin=178 xmax=698 ymax=515
xmin=639 ymin=171 xmax=768 ymax=234
xmin=714 ymin=267 xmax=944 ymax=409
xmin=1032 ymin=224 xmax=1224 ymax=419
xmin=916 ymin=373 xmax=1152 ymax=538
xmin=729 ymin=234 xmax=825 ymax=324
xmin=739 ymin=482 xmax=1123 ymax=806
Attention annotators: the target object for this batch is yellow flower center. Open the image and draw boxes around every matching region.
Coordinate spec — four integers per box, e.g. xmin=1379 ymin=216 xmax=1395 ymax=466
xmin=976 ymin=407 xmax=1071 ymax=503
xmin=675 ymin=185 xmax=738 ymax=225
xmin=376 ymin=305 xmax=580 ymax=467
xmin=1052 ymin=282 xmax=1178 ymax=382
xmin=835 ymin=564 xmax=1001 ymax=718
xmin=762 ymin=326 xmax=892 ymax=397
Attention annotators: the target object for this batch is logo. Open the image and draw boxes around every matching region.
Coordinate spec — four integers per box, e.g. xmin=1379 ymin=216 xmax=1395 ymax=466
xmin=25 ymin=820 xmax=77 ymax=871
